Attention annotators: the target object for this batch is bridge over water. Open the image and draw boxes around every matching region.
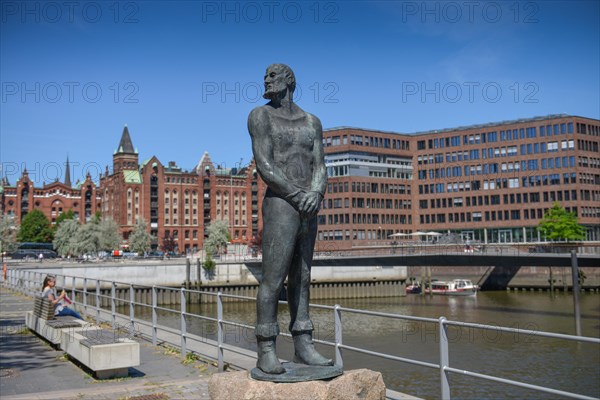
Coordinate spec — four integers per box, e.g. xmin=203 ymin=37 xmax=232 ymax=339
xmin=246 ymin=250 xmax=599 ymax=290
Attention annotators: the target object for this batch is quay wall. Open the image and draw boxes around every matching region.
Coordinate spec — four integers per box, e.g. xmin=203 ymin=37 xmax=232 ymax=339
xmin=82 ymin=280 xmax=405 ymax=306
xmin=17 ymin=262 xmax=407 ymax=305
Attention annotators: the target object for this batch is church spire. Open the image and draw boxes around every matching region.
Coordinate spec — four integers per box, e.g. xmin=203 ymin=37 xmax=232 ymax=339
xmin=116 ymin=124 xmax=136 ymax=154
xmin=64 ymin=155 xmax=72 ymax=187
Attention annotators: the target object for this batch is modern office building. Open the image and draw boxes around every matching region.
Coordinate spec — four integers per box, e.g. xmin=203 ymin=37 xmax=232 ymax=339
xmin=319 ymin=114 xmax=600 ymax=249
xmin=1 ymin=114 xmax=598 ymax=253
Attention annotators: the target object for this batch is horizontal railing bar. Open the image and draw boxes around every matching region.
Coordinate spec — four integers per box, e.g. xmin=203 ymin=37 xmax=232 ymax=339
xmin=445 ymin=320 xmax=600 ymax=344
xmin=184 ymin=312 xmax=218 ymax=323
xmin=219 ymin=293 xmax=256 ymax=301
xmin=221 ymin=320 xmax=255 ymax=330
xmin=153 ymin=305 xmax=179 ymax=313
xmin=190 ymin=315 xmax=219 ymax=323
xmin=444 ymin=367 xmax=598 ymax=400
xmin=312 ymin=337 xmax=335 ymax=347
xmin=339 ymin=343 xmax=439 ymax=369
xmin=306 ymin=303 xmax=335 ymax=311
xmin=337 ymin=306 xmax=438 ymax=323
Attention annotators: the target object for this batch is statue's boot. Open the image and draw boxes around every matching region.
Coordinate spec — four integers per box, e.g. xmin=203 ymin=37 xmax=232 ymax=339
xmin=256 ymin=338 xmax=285 ymax=374
xmin=292 ymin=331 xmax=333 ymax=366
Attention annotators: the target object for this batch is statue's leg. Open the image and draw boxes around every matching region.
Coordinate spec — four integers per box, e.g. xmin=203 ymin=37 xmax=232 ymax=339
xmin=256 ymin=196 xmax=299 ymax=374
xmin=289 ymin=217 xmax=333 ymax=366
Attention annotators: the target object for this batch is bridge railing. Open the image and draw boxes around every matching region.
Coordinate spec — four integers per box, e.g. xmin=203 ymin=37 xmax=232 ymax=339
xmin=4 ymin=268 xmax=599 ymax=400
xmin=313 ymin=242 xmax=600 ymax=258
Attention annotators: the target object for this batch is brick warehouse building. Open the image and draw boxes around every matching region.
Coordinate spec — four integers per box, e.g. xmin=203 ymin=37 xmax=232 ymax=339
xmin=98 ymin=126 xmax=267 ymax=253
xmin=319 ymin=114 xmax=599 ymax=249
xmin=0 ymin=157 xmax=101 ymax=225
xmin=1 ymin=114 xmax=598 ymax=253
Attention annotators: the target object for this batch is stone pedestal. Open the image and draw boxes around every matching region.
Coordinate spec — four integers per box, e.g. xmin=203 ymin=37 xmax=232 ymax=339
xmin=209 ymin=368 xmax=386 ymax=400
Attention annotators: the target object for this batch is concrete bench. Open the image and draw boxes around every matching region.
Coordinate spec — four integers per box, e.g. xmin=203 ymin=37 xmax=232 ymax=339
xmin=26 ymin=297 xmax=85 ymax=345
xmin=26 ymin=296 xmax=140 ymax=379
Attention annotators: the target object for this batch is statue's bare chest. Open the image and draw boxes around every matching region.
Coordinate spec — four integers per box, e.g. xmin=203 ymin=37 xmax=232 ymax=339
xmin=268 ymin=116 xmax=315 ymax=154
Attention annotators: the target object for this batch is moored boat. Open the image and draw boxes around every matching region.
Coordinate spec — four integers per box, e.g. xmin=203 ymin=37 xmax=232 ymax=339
xmin=424 ymin=279 xmax=478 ymax=296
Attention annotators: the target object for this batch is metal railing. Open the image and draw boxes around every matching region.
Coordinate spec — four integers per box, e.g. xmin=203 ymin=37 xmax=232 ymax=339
xmin=4 ymin=267 xmax=599 ymax=400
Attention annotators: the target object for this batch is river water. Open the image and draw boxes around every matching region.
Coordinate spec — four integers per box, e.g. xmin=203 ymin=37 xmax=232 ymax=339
xmin=121 ymin=291 xmax=600 ymax=399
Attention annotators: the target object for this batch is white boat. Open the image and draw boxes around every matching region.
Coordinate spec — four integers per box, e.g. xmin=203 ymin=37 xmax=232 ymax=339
xmin=425 ymin=279 xmax=478 ymax=296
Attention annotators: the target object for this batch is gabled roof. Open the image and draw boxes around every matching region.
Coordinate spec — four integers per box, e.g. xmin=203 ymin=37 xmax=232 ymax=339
xmin=195 ymin=151 xmax=215 ymax=175
xmin=123 ymin=170 xmax=142 ymax=184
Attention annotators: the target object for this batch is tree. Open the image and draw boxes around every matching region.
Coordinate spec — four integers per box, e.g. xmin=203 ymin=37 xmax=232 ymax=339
xmin=98 ymin=218 xmax=122 ymax=251
xmin=17 ymin=210 xmax=54 ymax=243
xmin=53 ymin=219 xmax=80 ymax=257
xmin=0 ymin=215 xmax=18 ymax=254
xmin=129 ymin=218 xmax=152 ymax=255
xmin=75 ymin=222 xmax=101 ymax=256
xmin=203 ymin=219 xmax=229 ymax=256
xmin=54 ymin=209 xmax=75 ymax=228
xmin=202 ymin=252 xmax=216 ymax=279
xmin=537 ymin=203 xmax=586 ymax=241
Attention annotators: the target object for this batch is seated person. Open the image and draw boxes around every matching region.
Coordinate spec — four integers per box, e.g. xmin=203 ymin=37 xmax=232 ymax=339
xmin=41 ymin=275 xmax=84 ymax=320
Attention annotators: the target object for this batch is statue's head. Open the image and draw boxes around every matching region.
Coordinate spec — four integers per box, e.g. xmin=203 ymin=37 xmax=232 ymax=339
xmin=263 ymin=64 xmax=296 ymax=100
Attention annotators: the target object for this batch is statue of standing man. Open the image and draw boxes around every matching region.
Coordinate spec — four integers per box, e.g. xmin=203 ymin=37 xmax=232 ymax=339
xmin=248 ymin=64 xmax=332 ymax=375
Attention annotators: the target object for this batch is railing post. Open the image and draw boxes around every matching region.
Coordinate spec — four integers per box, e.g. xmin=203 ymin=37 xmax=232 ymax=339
xmin=180 ymin=288 xmax=187 ymax=358
xmin=570 ymin=250 xmax=582 ymax=337
xmin=152 ymin=286 xmax=158 ymax=346
xmin=439 ymin=317 xmax=451 ymax=400
xmin=111 ymin=281 xmax=117 ymax=329
xmin=95 ymin=280 xmax=101 ymax=324
xmin=18 ymin=269 xmax=23 ymax=294
xmin=217 ymin=291 xmax=224 ymax=372
xmin=71 ymin=276 xmax=76 ymax=306
xmin=27 ymin=270 xmax=32 ymax=295
xmin=83 ymin=278 xmax=88 ymax=315
xmin=334 ymin=304 xmax=343 ymax=368
xmin=129 ymin=284 xmax=135 ymax=328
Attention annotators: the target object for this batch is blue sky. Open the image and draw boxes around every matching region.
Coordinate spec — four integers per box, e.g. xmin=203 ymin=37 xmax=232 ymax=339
xmin=1 ymin=0 xmax=598 ymax=185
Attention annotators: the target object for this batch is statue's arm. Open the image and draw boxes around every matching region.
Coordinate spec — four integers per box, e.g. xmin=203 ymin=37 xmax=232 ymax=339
xmin=310 ymin=116 xmax=327 ymax=197
xmin=298 ymin=115 xmax=327 ymax=216
xmin=248 ymin=108 xmax=303 ymax=200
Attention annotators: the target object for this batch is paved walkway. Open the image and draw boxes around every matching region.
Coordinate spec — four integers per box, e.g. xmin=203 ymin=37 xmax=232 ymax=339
xmin=0 ymin=285 xmax=217 ymax=400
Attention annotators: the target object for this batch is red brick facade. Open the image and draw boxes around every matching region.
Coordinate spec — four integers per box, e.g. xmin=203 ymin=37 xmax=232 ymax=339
xmin=0 ymin=167 xmax=100 ymax=225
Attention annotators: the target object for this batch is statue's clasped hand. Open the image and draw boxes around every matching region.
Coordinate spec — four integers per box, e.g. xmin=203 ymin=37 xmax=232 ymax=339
xmin=298 ymin=191 xmax=322 ymax=217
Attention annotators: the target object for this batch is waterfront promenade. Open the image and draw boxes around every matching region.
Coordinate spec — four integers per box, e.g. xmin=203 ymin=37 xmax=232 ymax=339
xmin=0 ymin=285 xmax=216 ymax=400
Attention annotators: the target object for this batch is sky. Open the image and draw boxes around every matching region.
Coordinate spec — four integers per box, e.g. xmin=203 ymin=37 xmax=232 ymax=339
xmin=1 ymin=0 xmax=599 ymax=186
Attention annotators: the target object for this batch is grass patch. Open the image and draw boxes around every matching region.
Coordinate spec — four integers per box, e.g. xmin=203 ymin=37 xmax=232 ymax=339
xmin=181 ymin=352 xmax=200 ymax=365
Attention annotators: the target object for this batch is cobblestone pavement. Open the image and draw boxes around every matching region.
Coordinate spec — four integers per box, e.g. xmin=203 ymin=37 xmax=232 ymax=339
xmin=0 ymin=285 xmax=217 ymax=400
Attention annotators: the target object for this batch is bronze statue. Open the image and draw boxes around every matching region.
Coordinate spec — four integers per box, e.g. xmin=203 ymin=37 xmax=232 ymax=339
xmin=248 ymin=64 xmax=332 ymax=375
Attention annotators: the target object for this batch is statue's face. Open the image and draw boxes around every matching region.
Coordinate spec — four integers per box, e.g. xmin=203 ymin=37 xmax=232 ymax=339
xmin=263 ymin=66 xmax=288 ymax=99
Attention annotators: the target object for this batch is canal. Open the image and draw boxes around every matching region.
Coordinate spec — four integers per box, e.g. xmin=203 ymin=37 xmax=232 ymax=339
xmin=118 ymin=291 xmax=600 ymax=399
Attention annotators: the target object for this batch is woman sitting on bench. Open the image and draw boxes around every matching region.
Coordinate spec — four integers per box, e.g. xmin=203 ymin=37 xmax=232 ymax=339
xmin=42 ymin=275 xmax=84 ymax=320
